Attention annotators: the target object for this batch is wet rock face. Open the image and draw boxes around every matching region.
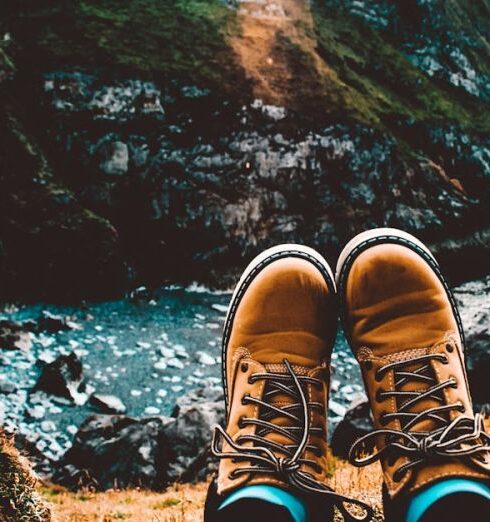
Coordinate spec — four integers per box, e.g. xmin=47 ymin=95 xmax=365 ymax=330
xmin=36 ymin=73 xmax=490 ymax=286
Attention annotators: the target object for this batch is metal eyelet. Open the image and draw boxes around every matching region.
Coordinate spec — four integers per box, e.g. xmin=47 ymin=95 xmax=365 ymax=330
xmin=228 ymin=470 xmax=238 ymax=480
xmin=241 ymin=393 xmax=250 ymax=405
xmin=393 ymin=469 xmax=404 ymax=483
xmin=380 ymin=413 xmax=389 ymax=426
xmin=241 ymin=362 xmax=249 ymax=372
xmin=376 ymin=389 xmax=385 ymax=403
xmin=442 ymin=355 xmax=450 ymax=365
xmin=238 ymin=417 xmax=246 ymax=429
xmin=446 ymin=343 xmax=454 ymax=353
xmin=449 ymin=377 xmax=458 ymax=389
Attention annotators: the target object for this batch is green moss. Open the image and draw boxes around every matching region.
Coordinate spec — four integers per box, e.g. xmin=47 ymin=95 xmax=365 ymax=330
xmin=3 ymin=0 xmax=242 ymax=92
xmin=311 ymin=2 xmax=490 ymax=133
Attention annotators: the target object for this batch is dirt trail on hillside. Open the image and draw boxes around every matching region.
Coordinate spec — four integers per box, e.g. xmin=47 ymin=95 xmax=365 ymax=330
xmin=230 ymin=0 xmax=334 ymax=106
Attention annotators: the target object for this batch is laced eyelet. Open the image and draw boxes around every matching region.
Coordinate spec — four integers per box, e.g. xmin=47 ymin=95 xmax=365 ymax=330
xmin=241 ymin=393 xmax=250 ymax=405
xmin=442 ymin=355 xmax=450 ymax=365
xmin=364 ymin=360 xmax=373 ymax=371
xmin=457 ymin=402 xmax=465 ymax=412
xmin=247 ymin=376 xmax=255 ymax=385
xmin=449 ymin=377 xmax=458 ymax=389
xmin=313 ymin=446 xmax=323 ymax=458
xmin=228 ymin=470 xmax=239 ymax=480
xmin=241 ymin=362 xmax=249 ymax=373
xmin=446 ymin=343 xmax=454 ymax=353
xmin=238 ymin=417 xmax=246 ymax=429
xmin=393 ymin=469 xmax=404 ymax=483
xmin=376 ymin=389 xmax=385 ymax=403
xmin=380 ymin=413 xmax=389 ymax=426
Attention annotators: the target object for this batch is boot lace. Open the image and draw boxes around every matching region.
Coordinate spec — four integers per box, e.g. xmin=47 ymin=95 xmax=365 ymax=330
xmin=212 ymin=359 xmax=374 ymax=521
xmin=349 ymin=352 xmax=490 ymax=482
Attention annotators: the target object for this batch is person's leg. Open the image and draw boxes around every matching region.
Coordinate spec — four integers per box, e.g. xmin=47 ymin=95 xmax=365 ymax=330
xmin=204 ymin=244 xmax=372 ymax=522
xmin=407 ymin=479 xmax=490 ymax=522
xmin=336 ymin=228 xmax=490 ymax=522
xmin=219 ymin=485 xmax=307 ymax=522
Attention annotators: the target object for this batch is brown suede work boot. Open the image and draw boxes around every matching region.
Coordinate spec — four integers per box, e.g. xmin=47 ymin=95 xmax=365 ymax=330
xmin=205 ymin=244 xmax=373 ymax=522
xmin=337 ymin=228 xmax=490 ymax=520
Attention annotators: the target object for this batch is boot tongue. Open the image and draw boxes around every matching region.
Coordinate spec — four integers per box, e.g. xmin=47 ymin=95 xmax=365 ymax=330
xmin=255 ymin=363 xmax=312 ymax=451
xmin=386 ymin=347 xmax=448 ymax=434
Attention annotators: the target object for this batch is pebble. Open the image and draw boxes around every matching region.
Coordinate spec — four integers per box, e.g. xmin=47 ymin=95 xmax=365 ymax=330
xmin=196 ymin=351 xmax=215 ymax=365
xmin=168 ymin=358 xmax=184 ymax=369
xmin=211 ymin=304 xmax=228 ymax=313
xmin=144 ymin=406 xmax=160 ymax=415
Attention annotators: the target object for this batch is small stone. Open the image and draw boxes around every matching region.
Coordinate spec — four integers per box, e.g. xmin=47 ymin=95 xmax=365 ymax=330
xmin=0 ymin=380 xmax=17 ymax=394
xmin=26 ymin=405 xmax=46 ymax=419
xmin=196 ymin=351 xmax=215 ymax=366
xmin=144 ymin=406 xmax=160 ymax=415
xmin=40 ymin=420 xmax=57 ymax=432
xmin=90 ymin=393 xmax=126 ymax=414
xmin=211 ymin=304 xmax=228 ymax=313
xmin=167 ymin=358 xmax=184 ymax=369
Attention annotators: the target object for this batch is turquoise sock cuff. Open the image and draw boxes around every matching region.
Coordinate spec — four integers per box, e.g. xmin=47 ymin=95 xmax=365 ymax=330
xmin=406 ymin=479 xmax=490 ymax=522
xmin=219 ymin=485 xmax=307 ymax=522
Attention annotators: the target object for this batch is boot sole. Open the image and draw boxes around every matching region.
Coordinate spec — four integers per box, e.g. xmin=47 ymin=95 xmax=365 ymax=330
xmin=222 ymin=244 xmax=336 ymax=416
xmin=335 ymin=227 xmax=466 ymax=352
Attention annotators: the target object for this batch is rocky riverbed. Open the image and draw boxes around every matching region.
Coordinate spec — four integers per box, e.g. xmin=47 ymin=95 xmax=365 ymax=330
xmin=1 ymin=276 xmax=489 ymax=490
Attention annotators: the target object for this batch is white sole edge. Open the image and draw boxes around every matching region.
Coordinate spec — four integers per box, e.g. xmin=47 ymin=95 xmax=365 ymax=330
xmin=335 ymin=227 xmax=437 ymax=286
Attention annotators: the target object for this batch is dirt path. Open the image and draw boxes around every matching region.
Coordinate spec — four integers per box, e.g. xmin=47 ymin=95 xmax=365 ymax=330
xmin=230 ymin=0 xmax=333 ymax=106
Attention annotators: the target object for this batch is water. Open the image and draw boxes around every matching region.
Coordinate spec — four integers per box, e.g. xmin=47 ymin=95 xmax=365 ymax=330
xmin=0 ymin=286 xmax=362 ymax=461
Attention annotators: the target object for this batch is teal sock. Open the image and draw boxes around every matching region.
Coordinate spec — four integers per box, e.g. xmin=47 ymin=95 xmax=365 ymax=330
xmin=406 ymin=479 xmax=490 ymax=522
xmin=219 ymin=485 xmax=308 ymax=522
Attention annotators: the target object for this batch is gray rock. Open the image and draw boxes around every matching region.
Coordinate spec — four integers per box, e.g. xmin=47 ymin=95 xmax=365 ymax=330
xmin=90 ymin=393 xmax=127 ymax=414
xmin=0 ymin=380 xmax=17 ymax=394
xmin=164 ymin=398 xmax=225 ymax=482
xmin=53 ymin=414 xmax=175 ymax=490
xmin=35 ymin=352 xmax=88 ymax=404
xmin=98 ymin=139 xmax=129 ymax=176
xmin=454 ymin=276 xmax=490 ymax=406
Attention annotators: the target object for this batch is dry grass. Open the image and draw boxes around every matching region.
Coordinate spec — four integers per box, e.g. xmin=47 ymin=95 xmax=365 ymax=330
xmin=0 ymin=431 xmax=51 ymax=522
xmin=43 ymin=460 xmax=384 ymax=522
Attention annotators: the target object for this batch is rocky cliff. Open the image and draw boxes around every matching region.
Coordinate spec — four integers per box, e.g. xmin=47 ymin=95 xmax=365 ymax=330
xmin=1 ymin=0 xmax=490 ymax=300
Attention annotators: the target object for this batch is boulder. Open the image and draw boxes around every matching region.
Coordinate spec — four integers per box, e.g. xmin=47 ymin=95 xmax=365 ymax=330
xmin=53 ymin=414 xmax=174 ymax=490
xmin=454 ymin=277 xmax=490 ymax=407
xmin=330 ymin=401 xmax=374 ymax=459
xmin=165 ymin=397 xmax=225 ymax=482
xmin=53 ymin=386 xmax=225 ymax=490
xmin=35 ymin=352 xmax=89 ymax=405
